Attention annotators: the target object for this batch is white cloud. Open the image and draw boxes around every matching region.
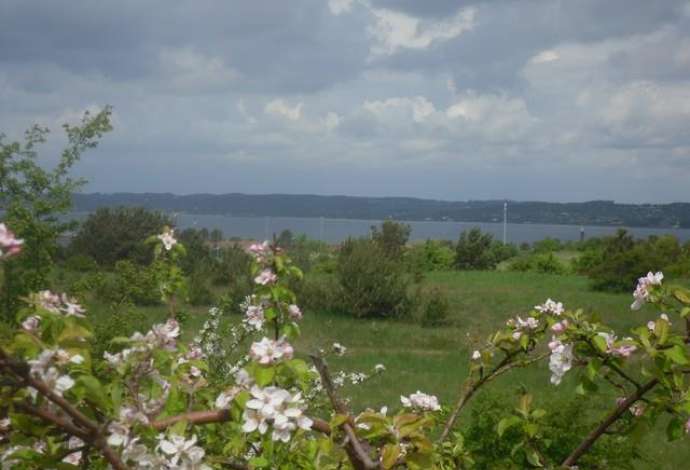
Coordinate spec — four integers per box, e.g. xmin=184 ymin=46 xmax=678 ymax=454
xmin=264 ymin=99 xmax=304 ymax=121
xmin=367 ymin=7 xmax=476 ymax=56
xmin=328 ymin=0 xmax=354 ymax=16
xmin=363 ymin=96 xmax=436 ymax=123
xmin=158 ymin=47 xmax=238 ymax=92
xmin=529 ymin=49 xmax=560 ymax=64
xmin=236 ymin=99 xmax=257 ymax=124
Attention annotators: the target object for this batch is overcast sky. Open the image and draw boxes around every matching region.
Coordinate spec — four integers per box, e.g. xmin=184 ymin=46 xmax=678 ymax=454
xmin=2 ymin=0 xmax=690 ymax=203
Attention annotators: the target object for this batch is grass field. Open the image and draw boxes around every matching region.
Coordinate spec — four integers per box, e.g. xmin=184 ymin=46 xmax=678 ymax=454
xmin=86 ymin=269 xmax=690 ymax=468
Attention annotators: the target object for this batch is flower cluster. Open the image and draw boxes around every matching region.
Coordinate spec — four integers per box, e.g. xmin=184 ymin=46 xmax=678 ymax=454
xmin=535 ymin=298 xmax=565 ymax=316
xmin=400 ymin=391 xmax=441 ymax=411
xmin=598 ymin=332 xmax=637 ymax=358
xmin=242 ymin=386 xmax=313 ymax=442
xmin=27 ymin=348 xmax=81 ymax=398
xmin=157 ymin=229 xmax=178 ymax=251
xmin=104 ymin=319 xmax=181 ymax=366
xmin=548 ymin=338 xmax=574 ymax=385
xmin=249 ymin=241 xmax=272 ymax=263
xmin=507 ymin=315 xmax=539 ymax=341
xmin=157 ymin=434 xmax=210 ymax=469
xmin=254 ymin=268 xmax=278 ymax=285
xmin=0 ymin=222 xmax=23 ymax=259
xmin=31 ymin=290 xmax=86 ymax=317
xmin=249 ymin=337 xmax=294 ymax=365
xmin=631 ymin=271 xmax=664 ymax=310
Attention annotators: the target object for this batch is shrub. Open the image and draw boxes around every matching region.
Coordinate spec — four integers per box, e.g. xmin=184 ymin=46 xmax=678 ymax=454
xmin=455 ymin=227 xmax=498 ymax=270
xmin=415 ymin=286 xmax=451 ymax=327
xmin=507 ymin=256 xmax=535 ymax=272
xmin=405 ymin=240 xmax=455 ymax=273
xmin=371 ymin=220 xmax=411 ymax=260
xmin=63 ymin=254 xmax=99 ymax=272
xmin=97 ymin=260 xmax=161 ymax=306
xmin=336 ymin=238 xmax=411 ymax=318
xmin=534 ymin=253 xmax=567 ymax=275
xmin=69 ymin=207 xmax=171 ymax=267
xmin=464 ymin=393 xmax=638 ymax=469
xmin=292 ymin=273 xmax=343 ymax=315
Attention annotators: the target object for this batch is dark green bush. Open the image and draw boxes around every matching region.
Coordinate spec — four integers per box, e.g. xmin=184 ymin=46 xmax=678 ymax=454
xmin=336 ymin=238 xmax=411 ymax=318
xmin=97 ymin=260 xmax=161 ymax=306
xmin=534 ymin=253 xmax=567 ymax=275
xmin=292 ymin=274 xmax=343 ymax=315
xmin=92 ymin=307 xmax=151 ymax=361
xmin=69 ymin=207 xmax=171 ymax=267
xmin=64 ymin=254 xmax=99 ymax=272
xmin=455 ymin=228 xmax=500 ymax=270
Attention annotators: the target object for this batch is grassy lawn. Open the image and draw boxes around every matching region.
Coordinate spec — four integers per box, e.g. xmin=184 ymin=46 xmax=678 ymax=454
xmin=83 ymin=269 xmax=690 ymax=468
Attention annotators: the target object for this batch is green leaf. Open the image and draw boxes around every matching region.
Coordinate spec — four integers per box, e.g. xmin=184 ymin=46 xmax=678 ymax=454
xmin=381 ymin=444 xmax=401 ymax=469
xmin=525 ymin=449 xmax=543 ymax=467
xmin=664 ymin=345 xmax=689 ymax=365
xmin=666 ymin=416 xmax=685 ymax=442
xmin=592 ymin=334 xmax=608 ymax=353
xmin=497 ymin=416 xmax=521 ymax=437
xmin=673 ymin=288 xmax=690 ymax=305
xmin=254 ymin=366 xmax=276 ymax=386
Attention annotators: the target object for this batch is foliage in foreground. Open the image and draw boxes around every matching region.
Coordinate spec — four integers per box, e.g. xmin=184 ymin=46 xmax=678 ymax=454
xmin=3 ymin=221 xmax=690 ymax=469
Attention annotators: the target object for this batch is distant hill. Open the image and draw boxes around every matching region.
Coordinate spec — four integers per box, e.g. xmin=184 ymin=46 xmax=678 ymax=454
xmin=72 ymin=193 xmax=690 ymax=228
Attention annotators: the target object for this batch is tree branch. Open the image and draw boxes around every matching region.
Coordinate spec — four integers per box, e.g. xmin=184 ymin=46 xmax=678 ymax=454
xmin=562 ymin=378 xmax=658 ymax=467
xmin=439 ymin=351 xmax=548 ymax=442
xmin=310 ymin=354 xmax=380 ymax=470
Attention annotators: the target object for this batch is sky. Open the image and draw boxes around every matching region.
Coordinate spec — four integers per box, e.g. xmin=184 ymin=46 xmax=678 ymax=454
xmin=2 ymin=0 xmax=690 ymax=203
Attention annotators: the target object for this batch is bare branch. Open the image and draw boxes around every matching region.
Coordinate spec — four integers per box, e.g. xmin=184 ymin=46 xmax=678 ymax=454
xmin=310 ymin=354 xmax=380 ymax=470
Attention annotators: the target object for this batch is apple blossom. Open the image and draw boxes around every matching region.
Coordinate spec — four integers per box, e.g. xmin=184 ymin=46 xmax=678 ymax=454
xmin=549 ymin=338 xmax=573 ymax=386
xmin=631 ymin=271 xmax=663 ymax=310
xmin=249 ymin=337 xmax=294 ymax=365
xmin=254 ymin=269 xmax=278 ymax=285
xmin=245 ymin=305 xmax=265 ymax=330
xmin=535 ymin=298 xmax=565 ymax=316
xmin=0 ymin=223 xmax=23 ymax=259
xmin=157 ymin=229 xmax=177 ymax=251
xmin=332 ymin=342 xmax=347 ymax=356
xmin=287 ymin=304 xmax=303 ymax=320
xmin=21 ymin=315 xmax=40 ymax=332
xmin=400 ymin=391 xmax=441 ymax=411
xmin=157 ymin=434 xmax=209 ymax=469
xmin=472 ymin=350 xmax=481 ymax=360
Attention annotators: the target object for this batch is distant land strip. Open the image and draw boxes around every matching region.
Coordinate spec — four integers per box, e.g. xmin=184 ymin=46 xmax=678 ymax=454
xmin=72 ymin=193 xmax=690 ymax=229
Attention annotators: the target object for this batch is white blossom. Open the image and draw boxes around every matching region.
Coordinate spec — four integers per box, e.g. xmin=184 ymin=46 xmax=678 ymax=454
xmin=535 ymin=298 xmax=565 ymax=316
xmin=249 ymin=337 xmax=294 ymax=365
xmin=243 ymin=386 xmax=312 ymax=442
xmin=548 ymin=338 xmax=573 ymax=385
xmin=157 ymin=434 xmax=209 ymax=469
xmin=332 ymin=342 xmax=347 ymax=356
xmin=631 ymin=271 xmax=663 ymax=310
xmin=287 ymin=304 xmax=303 ymax=320
xmin=472 ymin=350 xmax=481 ymax=360
xmin=158 ymin=229 xmax=177 ymax=251
xmin=215 ymin=387 xmax=240 ymax=409
xmin=0 ymin=223 xmax=23 ymax=259
xmin=21 ymin=315 xmax=40 ymax=332
xmin=254 ymin=269 xmax=278 ymax=285
xmin=374 ymin=363 xmax=386 ymax=373
xmin=400 ymin=391 xmax=441 ymax=411
xmin=245 ymin=305 xmax=265 ymax=330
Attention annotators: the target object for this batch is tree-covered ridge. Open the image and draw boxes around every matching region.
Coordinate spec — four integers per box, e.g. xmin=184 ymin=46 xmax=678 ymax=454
xmin=73 ymin=193 xmax=690 ymax=228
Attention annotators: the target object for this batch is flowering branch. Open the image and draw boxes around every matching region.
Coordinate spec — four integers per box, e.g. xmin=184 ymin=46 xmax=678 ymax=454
xmin=0 ymin=347 xmax=127 ymax=470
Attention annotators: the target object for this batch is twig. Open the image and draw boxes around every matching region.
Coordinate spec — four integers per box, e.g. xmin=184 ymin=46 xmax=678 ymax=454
xmin=310 ymin=354 xmax=379 ymax=470
xmin=439 ymin=351 xmax=548 ymax=442
xmin=561 ymin=378 xmax=658 ymax=467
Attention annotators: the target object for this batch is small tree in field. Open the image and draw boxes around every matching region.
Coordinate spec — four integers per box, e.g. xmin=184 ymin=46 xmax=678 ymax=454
xmin=455 ymin=227 xmax=497 ymax=270
xmin=0 ymin=108 xmax=112 ymax=319
xmin=370 ymin=220 xmax=411 ymax=259
xmin=70 ymin=207 xmax=172 ymax=267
